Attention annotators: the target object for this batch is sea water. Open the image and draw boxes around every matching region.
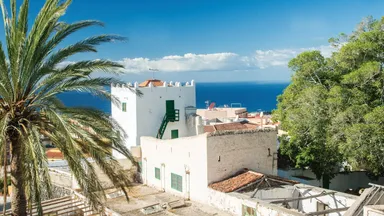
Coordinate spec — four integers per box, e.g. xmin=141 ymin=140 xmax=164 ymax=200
xmin=58 ymin=82 xmax=289 ymax=113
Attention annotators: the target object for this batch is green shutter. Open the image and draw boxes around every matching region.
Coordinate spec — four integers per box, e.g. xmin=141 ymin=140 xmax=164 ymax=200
xmin=166 ymin=100 xmax=175 ymax=113
xmin=171 ymin=173 xmax=182 ymax=192
xmin=171 ymin=130 xmax=179 ymax=139
xmin=166 ymin=100 xmax=176 ymax=121
xmin=122 ymin=102 xmax=127 ymax=112
xmin=155 ymin=167 xmax=160 ymax=180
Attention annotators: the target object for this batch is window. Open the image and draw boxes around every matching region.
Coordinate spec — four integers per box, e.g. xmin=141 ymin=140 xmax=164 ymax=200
xmin=155 ymin=167 xmax=160 ymax=180
xmin=171 ymin=130 xmax=179 ymax=139
xmin=171 ymin=173 xmax=182 ymax=192
xmin=122 ymin=102 xmax=127 ymax=112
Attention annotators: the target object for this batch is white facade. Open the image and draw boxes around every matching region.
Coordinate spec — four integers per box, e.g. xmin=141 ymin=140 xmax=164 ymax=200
xmin=140 ymin=129 xmax=278 ymax=203
xmin=111 ymin=80 xmax=196 ymax=158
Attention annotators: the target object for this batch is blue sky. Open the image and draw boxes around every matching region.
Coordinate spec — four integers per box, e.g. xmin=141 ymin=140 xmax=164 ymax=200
xmin=5 ymin=0 xmax=384 ymax=82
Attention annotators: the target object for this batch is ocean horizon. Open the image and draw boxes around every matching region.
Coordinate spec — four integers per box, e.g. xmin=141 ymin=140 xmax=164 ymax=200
xmin=58 ymin=82 xmax=289 ymax=114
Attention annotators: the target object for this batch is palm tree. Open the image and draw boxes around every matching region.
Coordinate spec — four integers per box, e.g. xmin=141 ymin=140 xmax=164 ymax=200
xmin=0 ymin=0 xmax=138 ymax=215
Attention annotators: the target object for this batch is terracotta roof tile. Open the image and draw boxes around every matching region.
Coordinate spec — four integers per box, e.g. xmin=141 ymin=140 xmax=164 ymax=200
xmin=209 ymin=170 xmax=299 ymax=193
xmin=46 ymin=148 xmax=64 ymax=159
xmin=204 ymin=125 xmax=216 ymax=133
xmin=209 ymin=171 xmax=264 ymax=193
xmin=139 ymin=79 xmax=164 ymax=87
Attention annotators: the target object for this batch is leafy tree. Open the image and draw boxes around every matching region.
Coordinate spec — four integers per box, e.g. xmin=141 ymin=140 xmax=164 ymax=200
xmin=275 ymin=16 xmax=384 ymax=188
xmin=0 ymin=0 xmax=138 ymax=215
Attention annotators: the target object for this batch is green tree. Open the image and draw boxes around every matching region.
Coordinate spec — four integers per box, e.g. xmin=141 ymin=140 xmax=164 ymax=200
xmin=0 ymin=0 xmax=138 ymax=215
xmin=275 ymin=16 xmax=384 ymax=188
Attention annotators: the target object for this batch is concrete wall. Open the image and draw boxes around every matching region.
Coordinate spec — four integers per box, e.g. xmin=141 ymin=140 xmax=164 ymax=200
xmin=140 ymin=134 xmax=209 ymax=203
xmin=197 ymin=108 xmax=247 ymax=120
xmin=197 ymin=109 xmax=228 ymax=120
xmin=207 ymin=188 xmax=304 ymax=216
xmin=364 ymin=206 xmax=384 ymax=216
xmin=206 ymin=129 xmax=278 ymax=184
xmin=297 ymin=185 xmax=357 ymax=216
xmin=111 ymin=81 xmax=196 ymax=159
xmin=278 ymin=169 xmax=384 ymax=192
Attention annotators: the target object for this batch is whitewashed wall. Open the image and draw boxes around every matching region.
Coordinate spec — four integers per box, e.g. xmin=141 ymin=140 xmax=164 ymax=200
xmin=111 ymin=85 xmax=138 ymax=158
xmin=140 ymin=134 xmax=208 ymax=203
xmin=207 ymin=188 xmax=304 ymax=216
xmin=206 ymin=129 xmax=278 ymax=184
xmin=297 ymin=185 xmax=357 ymax=216
xmin=135 ymin=82 xmax=196 ymax=141
xmin=111 ymin=81 xmax=196 ymax=159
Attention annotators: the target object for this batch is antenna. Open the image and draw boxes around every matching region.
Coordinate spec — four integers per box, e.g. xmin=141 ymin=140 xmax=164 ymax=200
xmin=148 ymin=68 xmax=159 ymax=80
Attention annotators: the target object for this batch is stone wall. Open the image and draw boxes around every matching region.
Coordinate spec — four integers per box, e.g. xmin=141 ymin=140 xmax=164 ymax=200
xmin=207 ymin=129 xmax=278 ymax=184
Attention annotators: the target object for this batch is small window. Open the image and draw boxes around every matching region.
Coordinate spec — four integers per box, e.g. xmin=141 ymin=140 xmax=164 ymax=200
xmin=155 ymin=167 xmax=160 ymax=180
xmin=171 ymin=130 xmax=179 ymax=139
xmin=171 ymin=173 xmax=182 ymax=192
xmin=122 ymin=102 xmax=127 ymax=112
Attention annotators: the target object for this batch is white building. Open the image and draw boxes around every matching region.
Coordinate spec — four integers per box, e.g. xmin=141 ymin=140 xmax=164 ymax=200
xmin=111 ymin=79 xmax=197 ymax=158
xmin=141 ymin=129 xmax=278 ymax=203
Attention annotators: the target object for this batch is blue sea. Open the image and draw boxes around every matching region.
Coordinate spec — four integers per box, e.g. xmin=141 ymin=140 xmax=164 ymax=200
xmin=58 ymin=82 xmax=289 ymax=113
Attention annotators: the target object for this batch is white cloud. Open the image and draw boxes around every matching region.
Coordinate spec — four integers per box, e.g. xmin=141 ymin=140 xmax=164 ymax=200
xmin=250 ymin=45 xmax=336 ymax=69
xmin=113 ymin=45 xmax=338 ymax=73
xmin=118 ymin=53 xmax=240 ymax=73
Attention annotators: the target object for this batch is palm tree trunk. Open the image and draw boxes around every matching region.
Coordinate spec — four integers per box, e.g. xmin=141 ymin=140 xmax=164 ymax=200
xmin=10 ymin=138 xmax=27 ymax=216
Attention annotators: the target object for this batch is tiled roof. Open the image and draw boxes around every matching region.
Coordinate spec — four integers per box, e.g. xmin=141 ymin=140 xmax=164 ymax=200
xmin=139 ymin=79 xmax=164 ymax=87
xmin=46 ymin=148 xmax=64 ymax=159
xmin=204 ymin=122 xmax=259 ymax=133
xmin=209 ymin=170 xmax=299 ymax=193
xmin=209 ymin=171 xmax=264 ymax=193
xmin=204 ymin=125 xmax=216 ymax=133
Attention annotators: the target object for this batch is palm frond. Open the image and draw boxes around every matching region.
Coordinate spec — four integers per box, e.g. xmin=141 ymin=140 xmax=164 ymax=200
xmin=0 ymin=0 xmax=139 ymax=214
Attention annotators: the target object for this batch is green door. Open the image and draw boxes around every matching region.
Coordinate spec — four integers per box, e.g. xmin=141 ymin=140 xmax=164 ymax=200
xmin=166 ymin=100 xmax=175 ymax=121
xmin=171 ymin=130 xmax=179 ymax=139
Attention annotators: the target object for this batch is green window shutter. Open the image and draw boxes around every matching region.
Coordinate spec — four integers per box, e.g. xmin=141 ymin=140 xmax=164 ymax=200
xmin=171 ymin=173 xmax=182 ymax=192
xmin=171 ymin=130 xmax=179 ymax=139
xmin=155 ymin=167 xmax=160 ymax=180
xmin=122 ymin=102 xmax=127 ymax=112
xmin=166 ymin=100 xmax=176 ymax=121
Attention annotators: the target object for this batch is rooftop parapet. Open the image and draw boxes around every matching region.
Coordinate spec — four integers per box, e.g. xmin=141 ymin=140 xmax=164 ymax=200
xmin=111 ymin=79 xmax=195 ymax=89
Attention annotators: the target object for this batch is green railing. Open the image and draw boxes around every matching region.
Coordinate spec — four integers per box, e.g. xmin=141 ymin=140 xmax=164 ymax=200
xmin=156 ymin=109 xmax=179 ymax=139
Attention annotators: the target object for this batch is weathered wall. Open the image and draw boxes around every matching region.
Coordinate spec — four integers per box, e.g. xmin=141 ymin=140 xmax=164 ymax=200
xmin=49 ymin=169 xmax=73 ymax=188
xmin=197 ymin=109 xmax=228 ymax=120
xmin=111 ymin=81 xmax=196 ymax=159
xmin=197 ymin=108 xmax=247 ymax=120
xmin=207 ymin=188 xmax=304 ymax=216
xmin=364 ymin=206 xmax=384 ymax=216
xmin=207 ymin=188 xmax=243 ymax=215
xmin=206 ymin=129 xmax=278 ymax=184
xmin=141 ymin=133 xmax=208 ymax=203
xmin=297 ymin=185 xmax=357 ymax=216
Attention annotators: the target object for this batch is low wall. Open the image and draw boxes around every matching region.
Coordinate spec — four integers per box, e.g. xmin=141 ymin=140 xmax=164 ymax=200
xmin=49 ymin=169 xmax=73 ymax=188
xmin=207 ymin=188 xmax=304 ymax=216
xmin=296 ymin=184 xmax=357 ymax=216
